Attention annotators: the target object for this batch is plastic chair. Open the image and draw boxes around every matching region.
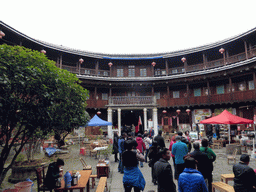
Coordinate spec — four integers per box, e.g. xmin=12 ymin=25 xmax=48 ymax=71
xmin=79 ymin=157 xmax=92 ymax=170
xmin=35 ymin=166 xmax=53 ymax=192
xmin=227 ymin=148 xmax=237 ymax=164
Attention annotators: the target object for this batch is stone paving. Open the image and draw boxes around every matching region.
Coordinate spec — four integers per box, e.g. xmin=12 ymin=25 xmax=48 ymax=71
xmin=1 ymin=143 xmax=256 ymax=192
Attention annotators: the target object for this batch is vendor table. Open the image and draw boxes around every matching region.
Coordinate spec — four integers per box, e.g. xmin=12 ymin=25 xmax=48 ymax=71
xmin=97 ymin=163 xmax=110 ymax=178
xmin=220 ymin=174 xmax=234 ymax=184
xmin=55 ymin=170 xmax=92 ymax=192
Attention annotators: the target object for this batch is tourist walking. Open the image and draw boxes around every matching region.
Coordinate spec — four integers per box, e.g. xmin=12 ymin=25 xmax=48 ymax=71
xmin=169 ymin=134 xmax=177 ymax=167
xmin=136 ymin=133 xmax=146 ymax=167
xmin=233 ymin=154 xmax=256 ymax=192
xmin=154 ymin=130 xmax=165 ymax=149
xmin=154 ymin=148 xmax=176 ymax=192
xmin=122 ymin=140 xmax=146 ymax=192
xmin=149 ymin=127 xmax=155 ymax=138
xmin=143 ymin=133 xmax=152 ymax=163
xmin=200 ymin=138 xmax=216 ymax=192
xmin=178 ymin=157 xmax=208 ymax=192
xmin=113 ymin=132 xmax=119 ymax=162
xmin=172 ymin=136 xmax=188 ymax=180
xmin=148 ymin=141 xmax=161 ymax=185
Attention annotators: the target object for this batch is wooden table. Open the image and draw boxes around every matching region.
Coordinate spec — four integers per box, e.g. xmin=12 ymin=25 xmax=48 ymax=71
xmin=96 ymin=163 xmax=110 ymax=178
xmin=55 ymin=170 xmax=92 ymax=192
xmin=220 ymin=174 xmax=234 ymax=184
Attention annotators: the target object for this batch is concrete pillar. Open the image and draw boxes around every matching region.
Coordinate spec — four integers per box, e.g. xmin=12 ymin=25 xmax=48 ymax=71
xmin=118 ymin=108 xmax=121 ymax=136
xmin=153 ymin=108 xmax=158 ymax=136
xmin=107 ymin=107 xmax=113 ymax=138
xmin=143 ymin=108 xmax=148 ymax=131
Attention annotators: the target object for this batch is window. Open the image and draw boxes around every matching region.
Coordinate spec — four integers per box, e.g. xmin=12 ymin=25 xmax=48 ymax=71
xmin=85 ymin=69 xmax=90 ymax=74
xmin=194 ymin=88 xmax=201 ymax=97
xmin=128 ymin=92 xmax=136 ymax=96
xmin=238 ymin=83 xmax=246 ymax=91
xmin=128 ymin=65 xmax=135 ymax=77
xmin=103 ymin=71 xmax=109 ymax=76
xmin=102 ymin=93 xmax=108 ymax=100
xmin=155 ymin=69 xmax=161 ymax=76
xmin=140 ymin=68 xmax=147 ymax=77
xmin=216 ymin=85 xmax=224 ymax=94
xmin=161 ymin=70 xmax=166 ymax=75
xmin=249 ymin=80 xmax=254 ymax=90
xmin=173 ymin=91 xmax=180 ymax=98
xmin=154 ymin=92 xmax=160 ymax=99
xmin=117 ymin=68 xmax=123 ymax=77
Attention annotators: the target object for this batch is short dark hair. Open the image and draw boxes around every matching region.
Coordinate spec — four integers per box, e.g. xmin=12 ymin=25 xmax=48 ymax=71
xmin=240 ymin=154 xmax=250 ymax=162
xmin=177 ymin=131 xmax=183 ymax=136
xmin=158 ymin=148 xmax=169 ymax=157
xmin=137 ymin=133 xmax=142 ymax=137
xmin=201 ymin=138 xmax=209 ymax=147
xmin=124 ymin=140 xmax=137 ymax=150
xmin=193 ymin=142 xmax=200 ymax=150
xmin=158 ymin=130 xmax=162 ymax=135
xmin=57 ymin=158 xmax=64 ymax=166
xmin=184 ymin=157 xmax=196 ymax=169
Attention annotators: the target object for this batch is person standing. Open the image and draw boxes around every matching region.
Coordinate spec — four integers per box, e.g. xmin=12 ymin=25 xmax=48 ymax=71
xmin=136 ymin=133 xmax=146 ymax=167
xmin=149 ymin=127 xmax=155 ymax=138
xmin=118 ymin=132 xmax=127 ymax=173
xmin=154 ymin=130 xmax=165 ymax=149
xmin=143 ymin=133 xmax=152 ymax=163
xmin=122 ymin=140 xmax=146 ymax=192
xmin=154 ymin=148 xmax=176 ymax=192
xmin=44 ymin=158 xmax=64 ymax=189
xmin=172 ymin=136 xmax=188 ymax=180
xmin=200 ymin=138 xmax=216 ymax=192
xmin=233 ymin=154 xmax=256 ymax=192
xmin=112 ymin=132 xmax=119 ymax=162
xmin=148 ymin=141 xmax=160 ymax=185
xmin=178 ymin=157 xmax=208 ymax=192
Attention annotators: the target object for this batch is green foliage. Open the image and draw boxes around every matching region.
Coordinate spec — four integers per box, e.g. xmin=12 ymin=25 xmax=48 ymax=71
xmin=15 ymin=154 xmax=25 ymax=162
xmin=0 ymin=44 xmax=90 ymax=185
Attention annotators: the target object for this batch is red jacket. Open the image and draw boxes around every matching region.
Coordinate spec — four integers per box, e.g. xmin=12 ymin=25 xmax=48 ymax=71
xmin=136 ymin=137 xmax=146 ymax=153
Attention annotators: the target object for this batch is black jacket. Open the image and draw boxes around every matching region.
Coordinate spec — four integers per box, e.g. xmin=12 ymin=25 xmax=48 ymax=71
xmin=154 ymin=158 xmax=176 ymax=192
xmin=44 ymin=162 xmax=60 ymax=189
xmin=112 ymin=135 xmax=119 ymax=153
xmin=233 ymin=162 xmax=256 ymax=192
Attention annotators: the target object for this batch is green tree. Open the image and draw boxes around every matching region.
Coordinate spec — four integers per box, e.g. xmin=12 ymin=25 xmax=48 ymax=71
xmin=0 ymin=44 xmax=89 ymax=186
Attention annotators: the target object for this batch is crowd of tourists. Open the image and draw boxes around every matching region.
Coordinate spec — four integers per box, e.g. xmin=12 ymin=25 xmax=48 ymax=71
xmin=112 ymin=127 xmax=256 ymax=192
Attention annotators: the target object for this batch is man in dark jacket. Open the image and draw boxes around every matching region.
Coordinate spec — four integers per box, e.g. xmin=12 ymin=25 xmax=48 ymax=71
xmin=233 ymin=154 xmax=256 ymax=192
xmin=189 ymin=142 xmax=212 ymax=183
xmin=154 ymin=148 xmax=176 ymax=192
xmin=154 ymin=130 xmax=165 ymax=149
xmin=44 ymin=158 xmax=64 ymax=189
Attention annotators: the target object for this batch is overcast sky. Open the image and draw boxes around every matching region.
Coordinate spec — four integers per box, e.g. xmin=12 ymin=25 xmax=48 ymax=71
xmin=1 ymin=0 xmax=256 ymax=54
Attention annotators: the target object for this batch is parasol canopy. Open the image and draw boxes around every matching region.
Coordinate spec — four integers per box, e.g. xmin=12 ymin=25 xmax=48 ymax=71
xmin=200 ymin=110 xmax=253 ymax=125
xmin=87 ymin=114 xmax=112 ymax=127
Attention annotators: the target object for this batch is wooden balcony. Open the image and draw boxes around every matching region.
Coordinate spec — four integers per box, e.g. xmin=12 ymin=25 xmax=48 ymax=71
xmin=108 ymin=96 xmax=156 ymax=107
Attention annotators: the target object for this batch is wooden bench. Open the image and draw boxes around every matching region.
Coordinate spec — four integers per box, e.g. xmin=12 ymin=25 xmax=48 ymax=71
xmin=96 ymin=176 xmax=108 ymax=192
xmin=220 ymin=174 xmax=234 ymax=184
xmin=212 ymin=182 xmax=234 ymax=192
xmin=90 ymin=174 xmax=97 ymax=188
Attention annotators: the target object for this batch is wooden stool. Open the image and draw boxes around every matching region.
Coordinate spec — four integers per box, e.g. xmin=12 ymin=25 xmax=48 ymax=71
xmin=212 ymin=182 xmax=234 ymax=192
xmin=220 ymin=174 xmax=234 ymax=184
xmin=90 ymin=174 xmax=97 ymax=188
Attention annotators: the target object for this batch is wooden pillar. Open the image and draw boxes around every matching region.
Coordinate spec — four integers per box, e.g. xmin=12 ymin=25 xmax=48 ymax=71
xmin=207 ymin=81 xmax=210 ymax=95
xmin=203 ymin=53 xmax=207 ymax=69
xmin=186 ymin=84 xmax=189 ymax=105
xmin=253 ymin=73 xmax=256 ymax=91
xmin=244 ymin=40 xmax=248 ymax=59
xmin=165 ymin=59 xmax=169 ymax=76
xmin=152 ymin=66 xmax=155 ymax=76
xmin=229 ymin=77 xmax=233 ymax=101
xmin=56 ymin=57 xmax=59 ymax=68
xmin=167 ymin=86 xmax=170 ymax=97
xmin=184 ymin=61 xmax=188 ymax=72
xmin=60 ymin=54 xmax=63 ymax=69
xmin=78 ymin=62 xmax=81 ymax=75
xmin=152 ymin=87 xmax=154 ymax=96
xmin=96 ymin=60 xmax=99 ymax=76
xmin=249 ymin=43 xmax=252 ymax=57
xmin=109 ymin=88 xmax=112 ymax=97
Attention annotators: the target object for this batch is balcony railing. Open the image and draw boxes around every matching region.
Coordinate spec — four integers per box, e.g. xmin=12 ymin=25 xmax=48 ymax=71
xmin=108 ymin=96 xmax=156 ymax=106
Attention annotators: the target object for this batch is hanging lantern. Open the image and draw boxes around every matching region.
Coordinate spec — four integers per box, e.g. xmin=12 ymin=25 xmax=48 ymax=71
xmin=162 ymin=110 xmax=167 ymax=114
xmin=151 ymin=62 xmax=156 ymax=67
xmin=79 ymin=58 xmax=84 ymax=64
xmin=40 ymin=49 xmax=46 ymax=54
xmin=0 ymin=31 xmax=5 ymax=39
xmin=186 ymin=109 xmax=191 ymax=115
xmin=181 ymin=57 xmax=186 ymax=63
xmin=108 ymin=62 xmax=113 ymax=67
xmin=97 ymin=111 xmax=101 ymax=115
xmin=219 ymin=48 xmax=225 ymax=54
xmin=176 ymin=109 xmax=181 ymax=115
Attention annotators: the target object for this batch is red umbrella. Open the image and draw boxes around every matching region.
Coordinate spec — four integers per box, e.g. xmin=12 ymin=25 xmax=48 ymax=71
xmin=200 ymin=110 xmax=253 ymax=124
xmin=200 ymin=110 xmax=253 ymax=144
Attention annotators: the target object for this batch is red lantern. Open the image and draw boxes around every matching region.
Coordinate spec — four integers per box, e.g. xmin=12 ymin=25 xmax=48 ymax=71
xmin=40 ymin=49 xmax=46 ymax=54
xmin=186 ymin=109 xmax=191 ymax=115
xmin=97 ymin=111 xmax=101 ymax=115
xmin=176 ymin=109 xmax=181 ymax=115
xmin=0 ymin=31 xmax=5 ymax=38
xmin=79 ymin=58 xmax=84 ymax=64
xmin=181 ymin=57 xmax=186 ymax=63
xmin=219 ymin=48 xmax=225 ymax=54
xmin=108 ymin=62 xmax=113 ymax=67
xmin=162 ymin=110 xmax=167 ymax=114
xmin=151 ymin=62 xmax=156 ymax=67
